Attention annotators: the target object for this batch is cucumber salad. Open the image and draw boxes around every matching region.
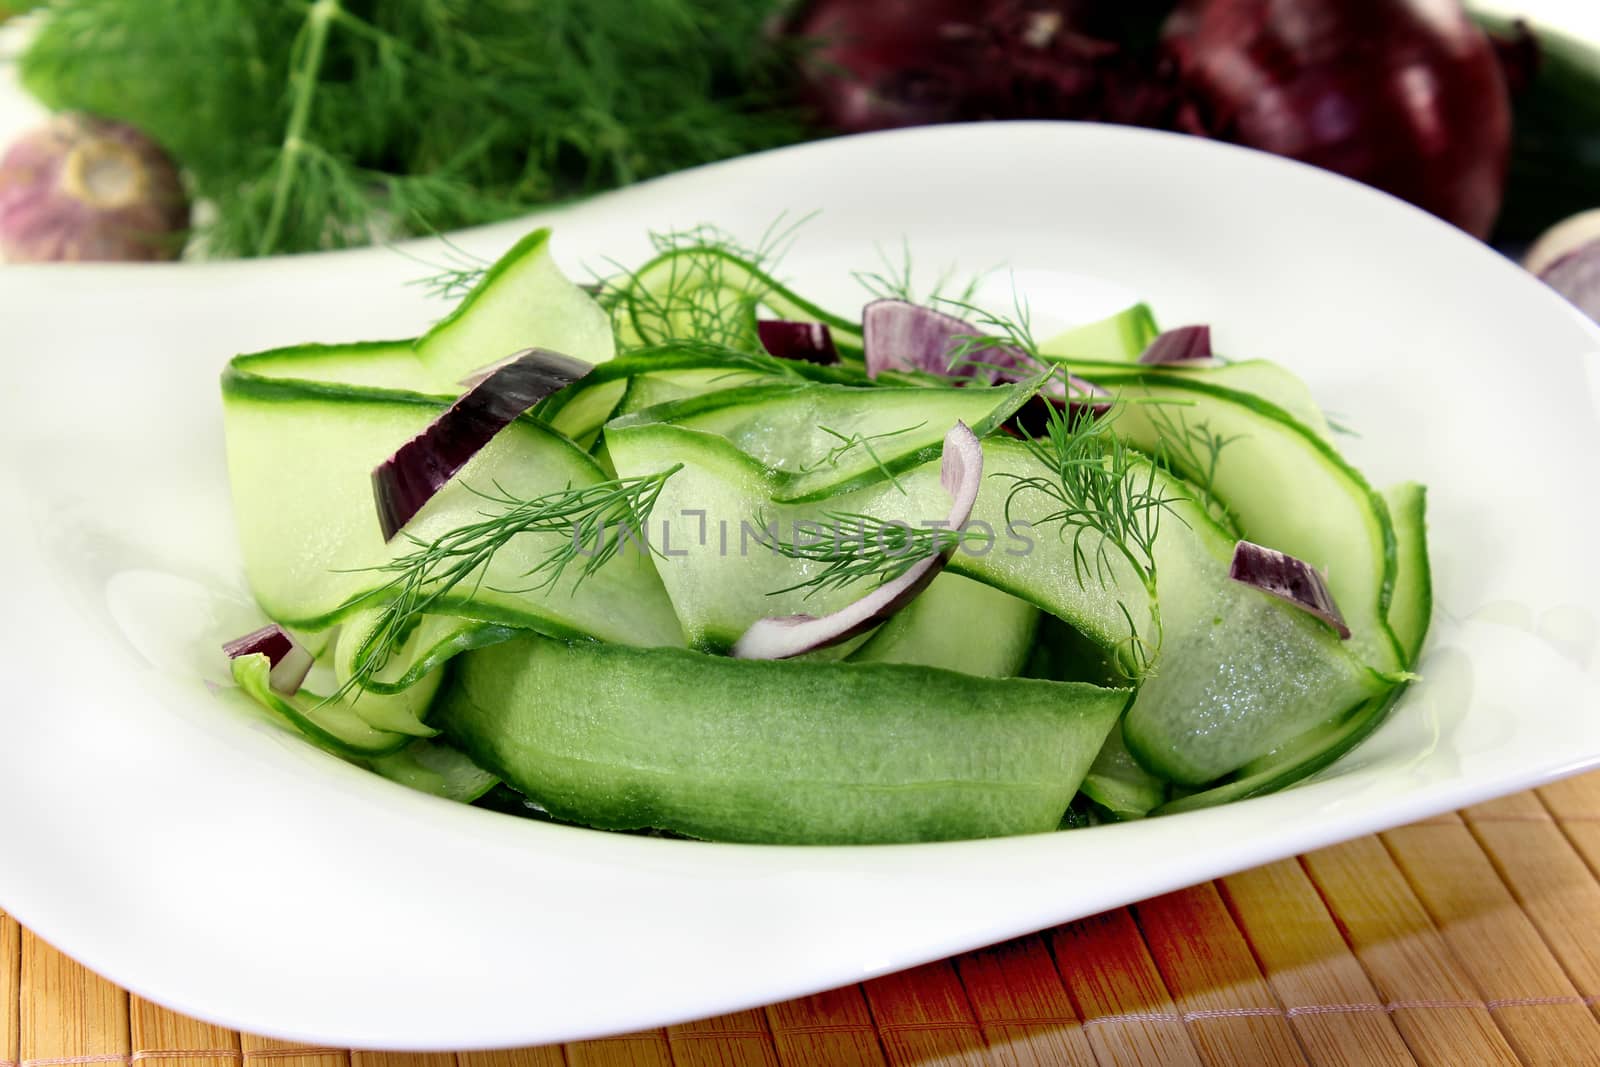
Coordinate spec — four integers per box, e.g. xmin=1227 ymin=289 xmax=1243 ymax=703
xmin=219 ymin=225 xmax=1430 ymax=844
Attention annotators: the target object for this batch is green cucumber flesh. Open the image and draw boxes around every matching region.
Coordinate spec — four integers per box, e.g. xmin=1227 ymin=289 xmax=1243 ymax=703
xmin=367 ymin=739 xmax=500 ymax=803
xmin=1384 ymin=482 xmax=1432 ymax=668
xmin=1080 ymin=719 xmax=1167 ymax=819
xmin=1037 ymin=303 xmax=1160 ymax=362
xmin=229 ymin=339 xmax=443 ymax=396
xmin=624 ymin=378 xmax=1034 ymax=502
xmin=221 ymin=374 xmax=683 ymax=648
xmin=436 ymin=635 xmax=1129 ymax=844
xmin=1097 ymin=373 xmax=1402 ymax=672
xmin=230 ymin=653 xmax=422 ymax=758
xmin=849 ymin=573 xmax=1039 ymax=677
xmin=414 ymin=228 xmax=615 ymax=389
xmin=607 ymin=416 xmax=1389 ymax=784
xmin=1153 ymin=687 xmax=1404 ymax=814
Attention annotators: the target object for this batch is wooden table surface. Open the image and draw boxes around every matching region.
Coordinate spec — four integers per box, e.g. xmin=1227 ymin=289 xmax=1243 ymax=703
xmin=7 ymin=770 xmax=1600 ymax=1067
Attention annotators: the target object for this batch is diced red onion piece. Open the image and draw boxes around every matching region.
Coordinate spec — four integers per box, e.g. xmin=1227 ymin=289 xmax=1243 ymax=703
xmin=456 ymin=352 xmax=527 ymax=391
xmin=222 ymin=624 xmax=314 ymax=694
xmin=373 ymin=348 xmax=592 ymax=541
xmin=732 ymin=421 xmax=984 ymax=659
xmin=863 ymin=299 xmax=1008 ymax=380
xmin=1538 ymin=242 xmax=1600 ymax=325
xmin=1228 ymin=540 xmax=1351 ymax=639
xmin=757 ymin=319 xmax=841 ymax=365
xmin=1139 ymin=325 xmax=1214 ymax=366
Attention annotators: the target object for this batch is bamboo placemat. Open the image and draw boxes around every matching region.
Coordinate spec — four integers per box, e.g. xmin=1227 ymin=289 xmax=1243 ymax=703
xmin=10 ymin=772 xmax=1600 ymax=1067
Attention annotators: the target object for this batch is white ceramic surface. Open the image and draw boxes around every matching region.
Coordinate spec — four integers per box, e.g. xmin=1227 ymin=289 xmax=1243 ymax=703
xmin=2 ymin=122 xmax=1599 ymax=1050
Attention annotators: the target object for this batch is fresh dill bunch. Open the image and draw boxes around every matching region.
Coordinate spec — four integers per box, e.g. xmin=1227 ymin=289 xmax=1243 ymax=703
xmin=336 ymin=466 xmax=679 ymax=696
xmin=21 ymin=0 xmax=807 ymax=257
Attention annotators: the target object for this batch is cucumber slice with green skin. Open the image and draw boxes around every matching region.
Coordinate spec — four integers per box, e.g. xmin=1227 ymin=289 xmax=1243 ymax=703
xmin=229 ymin=339 xmax=445 ymax=396
xmin=1095 ymin=372 xmax=1403 ymax=672
xmin=415 ymin=228 xmax=615 ymax=389
xmin=334 ymin=610 xmax=519 ymax=696
xmin=610 ymin=246 xmax=862 ymax=352
xmin=614 ymin=378 xmax=1034 ymax=503
xmin=436 ymin=635 xmax=1130 ymax=844
xmin=1037 ymin=303 xmax=1160 ymax=362
xmin=1080 ymin=720 xmax=1167 ymax=820
xmin=608 ymin=417 xmax=1388 ymax=784
xmin=1384 ymin=482 xmax=1432 ymax=668
xmin=849 ymin=573 xmax=1039 ymax=677
xmin=1069 ymin=360 xmax=1336 ymax=442
xmin=1120 ymin=578 xmax=1392 ymax=785
xmin=221 ymin=374 xmax=684 ymax=647
xmin=230 ymin=231 xmax=614 ymax=399
xmin=367 ymin=739 xmax=500 ymax=803
xmin=1152 ymin=687 xmax=1404 ymax=815
xmin=230 ymin=653 xmax=422 ymax=758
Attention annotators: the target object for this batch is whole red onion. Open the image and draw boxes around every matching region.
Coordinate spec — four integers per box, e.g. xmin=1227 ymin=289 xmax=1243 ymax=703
xmin=0 ymin=112 xmax=189 ymax=263
xmin=786 ymin=1 xmax=1168 ymax=133
xmin=1163 ymin=0 xmax=1512 ymax=238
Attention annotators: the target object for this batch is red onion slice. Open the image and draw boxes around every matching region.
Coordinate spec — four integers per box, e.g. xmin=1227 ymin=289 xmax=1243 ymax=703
xmin=1228 ymin=540 xmax=1351 ymax=639
xmin=757 ymin=319 xmax=841 ymax=365
xmin=863 ymin=299 xmax=1006 ymax=380
xmin=373 ymin=348 xmax=592 ymax=540
xmin=1139 ymin=325 xmax=1213 ymax=366
xmin=223 ymin=624 xmax=314 ymax=694
xmin=732 ymin=421 xmax=984 ymax=659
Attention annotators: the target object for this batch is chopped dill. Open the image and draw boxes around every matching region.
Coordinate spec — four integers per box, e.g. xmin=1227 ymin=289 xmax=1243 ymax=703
xmin=757 ymin=513 xmax=974 ymax=599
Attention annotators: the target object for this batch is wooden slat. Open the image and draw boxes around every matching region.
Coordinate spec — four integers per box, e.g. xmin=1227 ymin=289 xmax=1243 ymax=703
xmin=238 ymin=1035 xmax=348 ymax=1067
xmin=667 ymin=1009 xmax=778 ymax=1067
xmin=563 ymin=1031 xmax=671 ymax=1067
xmin=348 ymin=1053 xmax=456 ymax=1067
xmin=765 ymin=987 xmax=885 ymax=1067
xmin=953 ymin=936 xmax=1095 ymax=1067
xmin=860 ymin=961 xmax=988 ymax=1067
xmin=1300 ymin=838 xmax=1519 ymax=1067
xmin=19 ymin=930 xmax=129 ymax=1066
xmin=1542 ymin=774 xmax=1600 ymax=883
xmin=1219 ymin=860 xmax=1415 ymax=1067
xmin=456 ymin=1049 xmax=564 ymax=1067
xmin=3 ymin=911 xmax=19 ymax=1067
xmin=1382 ymin=818 xmax=1600 ymax=1066
xmin=129 ymin=998 xmax=238 ymax=1067
xmin=1134 ymin=885 xmax=1306 ymax=1066
xmin=1465 ymin=793 xmax=1600 ymax=1010
xmin=1052 ymin=910 xmax=1204 ymax=1067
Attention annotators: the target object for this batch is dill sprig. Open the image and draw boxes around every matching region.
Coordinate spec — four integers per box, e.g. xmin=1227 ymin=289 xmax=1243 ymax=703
xmin=21 ymin=0 xmax=805 ymax=257
xmin=853 ymin=239 xmax=986 ymax=307
xmin=1000 ymin=390 xmax=1182 ymax=676
xmin=395 ymin=237 xmax=492 ymax=303
xmin=596 ymin=216 xmax=812 ymax=352
xmin=335 ymin=467 xmax=679 ymax=695
xmin=757 ymin=512 xmax=975 ymax=599
xmin=1141 ymin=400 xmax=1243 ymax=529
xmin=797 ymin=422 xmax=929 ymax=494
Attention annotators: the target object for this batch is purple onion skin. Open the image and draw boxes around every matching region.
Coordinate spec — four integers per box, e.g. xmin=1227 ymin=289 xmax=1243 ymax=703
xmin=1539 ymin=241 xmax=1600 ymax=326
xmin=373 ymin=349 xmax=593 ymax=540
xmin=757 ymin=319 xmax=841 ymax=365
xmin=1228 ymin=539 xmax=1350 ymax=639
xmin=0 ymin=113 xmax=189 ymax=263
xmin=1139 ymin=324 xmax=1212 ymax=365
xmin=1164 ymin=0 xmax=1511 ymax=239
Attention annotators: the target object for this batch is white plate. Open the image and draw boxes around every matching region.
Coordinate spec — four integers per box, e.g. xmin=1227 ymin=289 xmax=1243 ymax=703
xmin=2 ymin=122 xmax=1599 ymax=1050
